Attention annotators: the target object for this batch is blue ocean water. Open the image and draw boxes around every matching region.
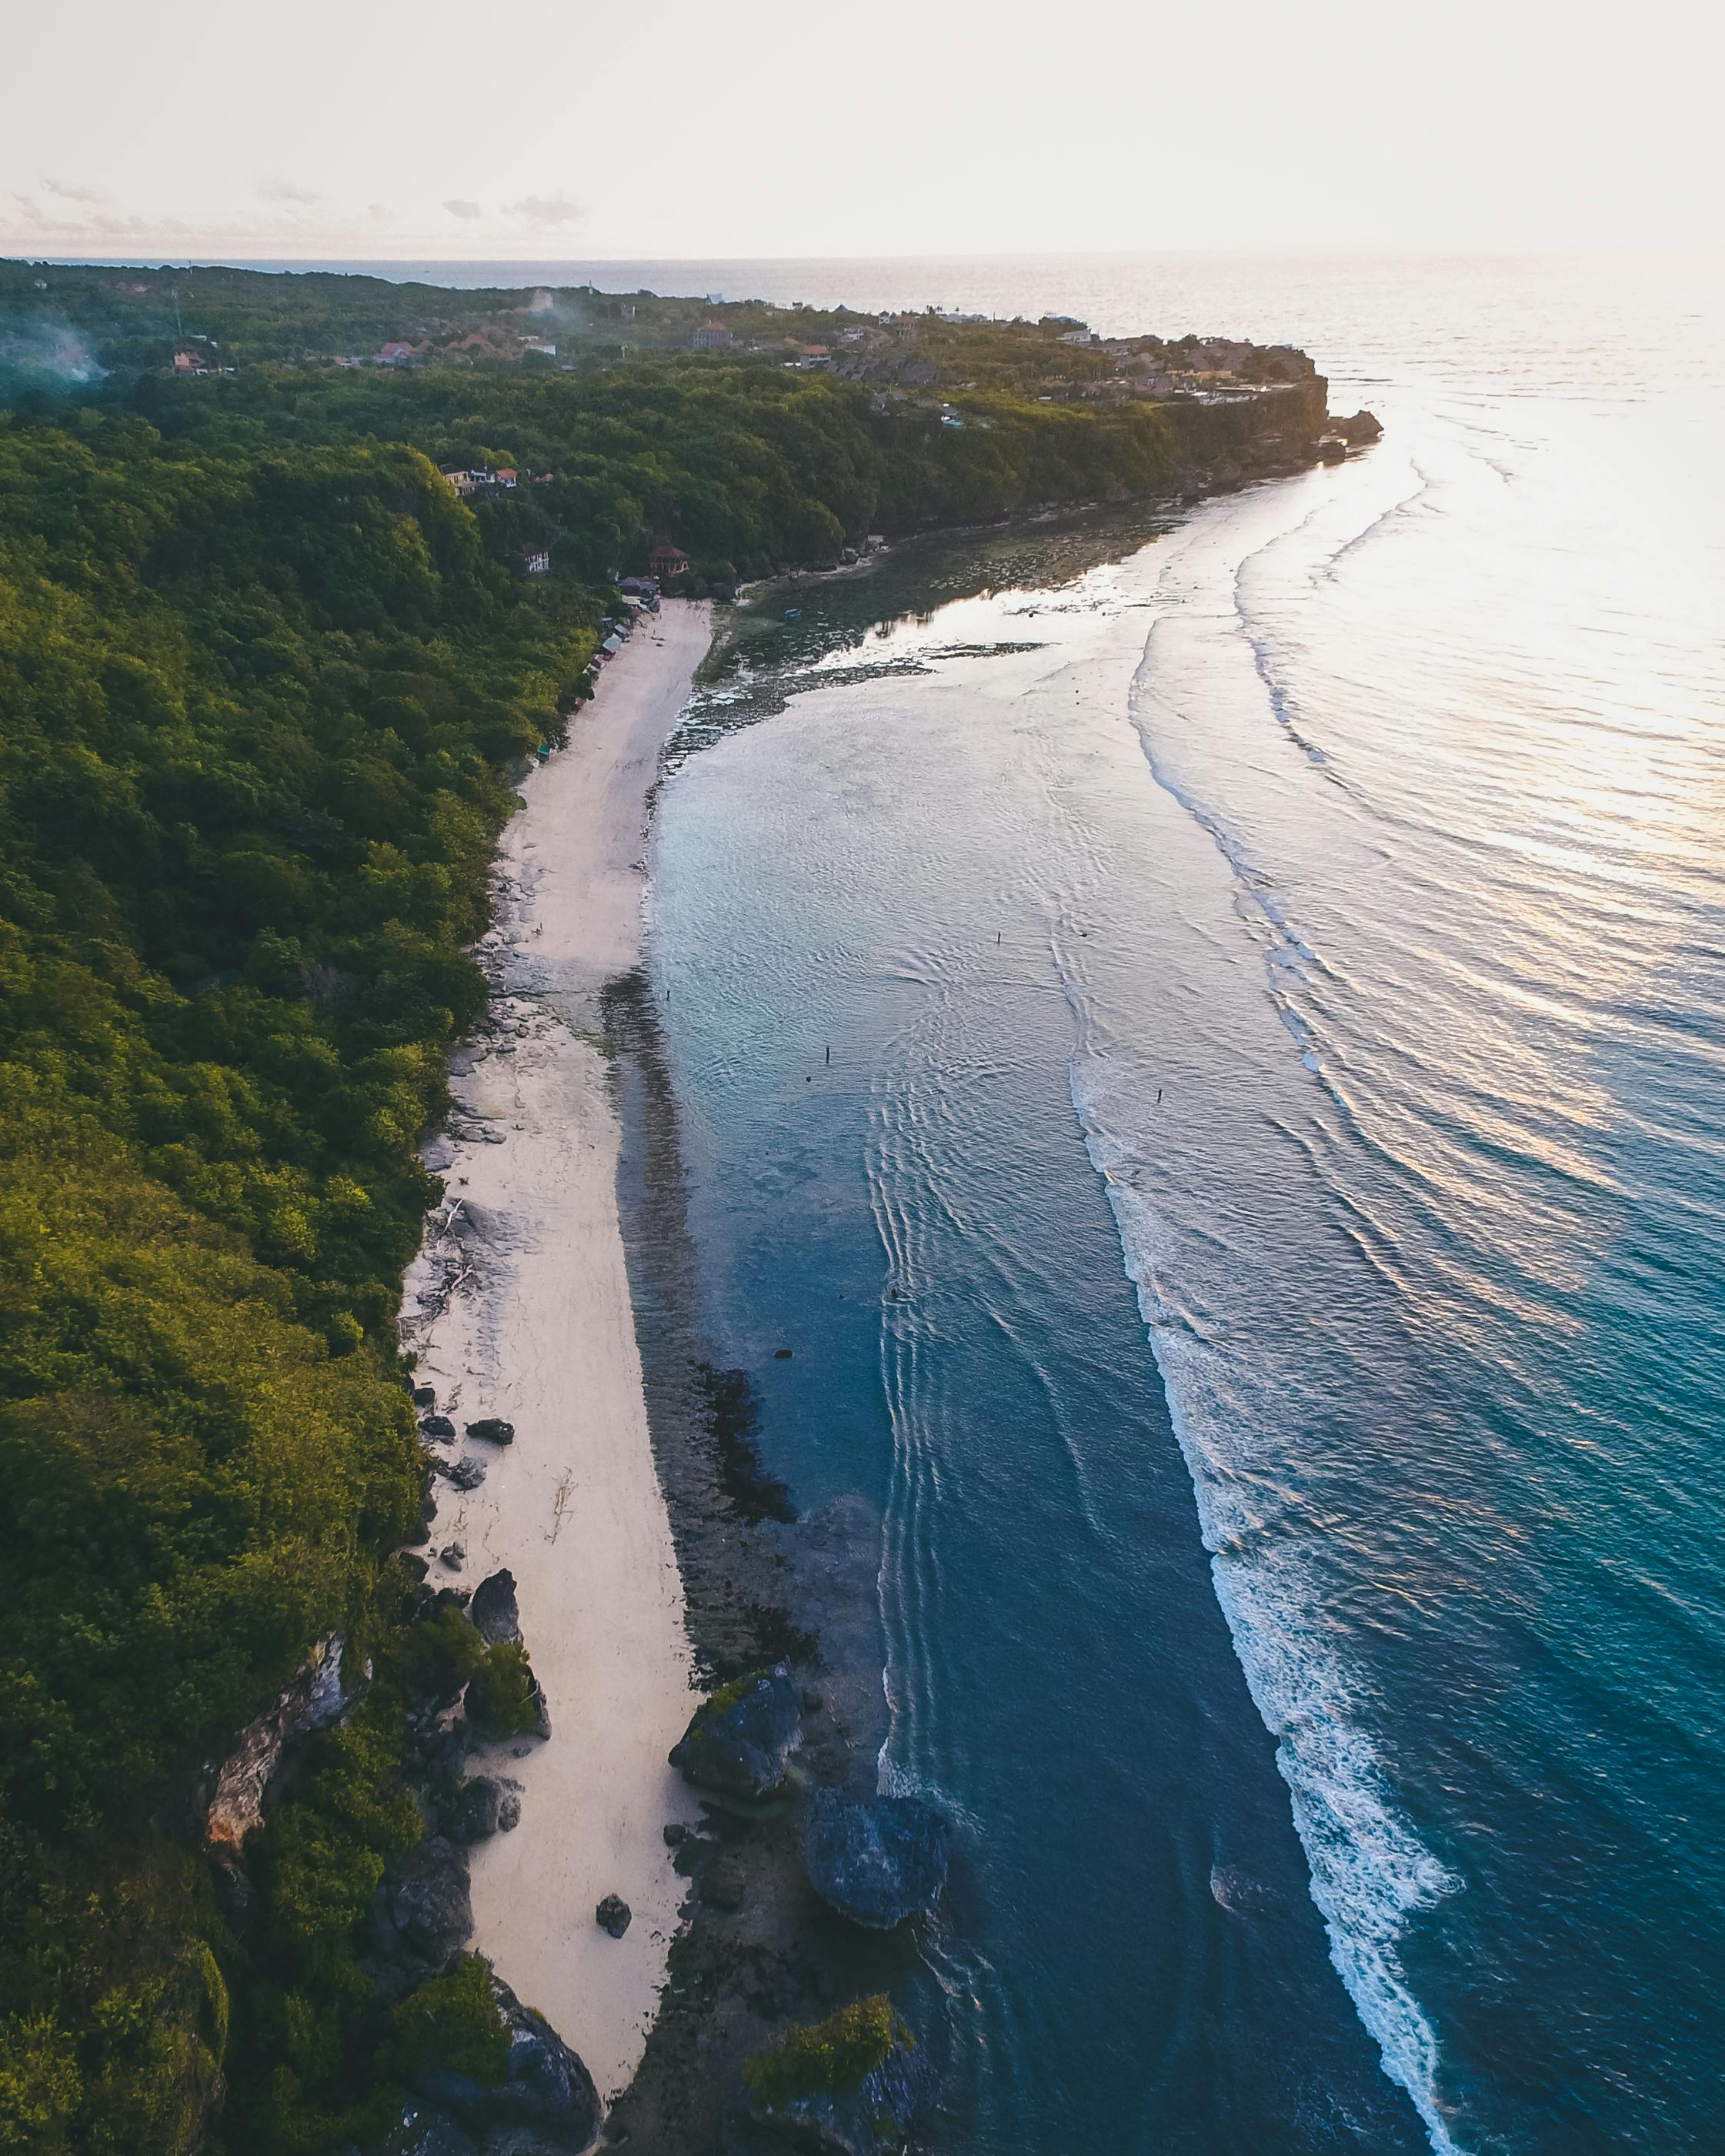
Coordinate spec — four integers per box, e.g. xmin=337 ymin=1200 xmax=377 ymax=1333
xmin=639 ymin=258 xmax=1725 ymax=2154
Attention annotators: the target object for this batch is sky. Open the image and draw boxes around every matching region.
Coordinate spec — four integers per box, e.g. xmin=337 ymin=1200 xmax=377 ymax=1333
xmin=5 ymin=0 xmax=1721 ymax=263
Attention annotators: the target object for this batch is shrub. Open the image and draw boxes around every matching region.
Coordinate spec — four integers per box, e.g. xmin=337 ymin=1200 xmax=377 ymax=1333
xmin=463 ymin=1644 xmax=539 ymax=1738
xmin=382 ymin=1956 xmax=507 ymax=2088
xmin=742 ymin=1995 xmax=909 ymax=2111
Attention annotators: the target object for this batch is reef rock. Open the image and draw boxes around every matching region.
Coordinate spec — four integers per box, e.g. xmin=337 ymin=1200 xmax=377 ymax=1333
xmin=1335 ymin=409 xmax=1383 ymax=444
xmin=411 ymin=1971 xmax=600 ymax=2155
xmin=803 ymin=1791 xmax=949 ymax=1931
xmin=669 ymin=1664 xmax=801 ymax=1799
xmin=469 ymin=1570 xmax=522 ymax=1646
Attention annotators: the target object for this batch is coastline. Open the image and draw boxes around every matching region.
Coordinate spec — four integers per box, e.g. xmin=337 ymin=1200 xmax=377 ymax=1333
xmin=398 ymin=599 xmax=712 ymax=2100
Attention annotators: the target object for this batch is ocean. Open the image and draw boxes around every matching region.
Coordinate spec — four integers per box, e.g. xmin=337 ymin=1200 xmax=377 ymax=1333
xmin=623 ymin=254 xmax=1725 ymax=2154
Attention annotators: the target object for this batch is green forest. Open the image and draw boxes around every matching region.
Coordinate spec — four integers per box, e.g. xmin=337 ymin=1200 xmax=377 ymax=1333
xmin=0 ymin=263 xmax=1329 ymax=2154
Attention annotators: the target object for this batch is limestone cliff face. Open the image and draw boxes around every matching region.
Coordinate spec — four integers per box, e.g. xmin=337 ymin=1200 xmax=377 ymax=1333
xmin=204 ymin=1634 xmax=350 ymax=1849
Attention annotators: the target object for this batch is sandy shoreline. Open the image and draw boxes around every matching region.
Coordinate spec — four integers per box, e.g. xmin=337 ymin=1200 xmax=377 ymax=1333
xmin=399 ymin=599 xmax=712 ymax=2099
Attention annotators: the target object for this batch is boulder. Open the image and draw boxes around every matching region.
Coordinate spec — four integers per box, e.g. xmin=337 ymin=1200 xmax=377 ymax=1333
xmin=439 ymin=1544 xmax=465 ymax=1571
xmin=441 ymin=1456 xmax=488 ymax=1492
xmin=594 ymin=1894 xmax=631 ymax=1938
xmin=1336 ymin=409 xmax=1383 ymax=444
xmin=369 ymin=1836 xmax=472 ymax=1977
xmin=742 ymin=1997 xmax=929 ymax=2156
xmin=412 ymin=1971 xmax=600 ymax=2156
xmin=669 ymin=1664 xmax=801 ymax=1798
xmin=441 ymin=1774 xmax=520 ymax=1844
xmin=470 ymin=1570 xmax=522 ymax=1646
xmin=803 ymin=1791 xmax=949 ymax=1931
xmin=421 ymin=1416 xmax=458 ymax=1440
xmin=467 ymin=1418 xmax=515 ymax=1446
xmin=412 ymin=1386 xmax=439 ymax=1410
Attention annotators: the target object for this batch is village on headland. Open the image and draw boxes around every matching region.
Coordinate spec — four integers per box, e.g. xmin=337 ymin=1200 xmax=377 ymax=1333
xmin=8 ymin=257 xmax=1343 ymax=419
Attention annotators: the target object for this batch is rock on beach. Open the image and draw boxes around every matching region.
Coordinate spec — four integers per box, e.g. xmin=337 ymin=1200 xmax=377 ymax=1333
xmin=469 ymin=1569 xmax=522 ymax=1645
xmin=669 ymin=1664 xmax=802 ymax=1798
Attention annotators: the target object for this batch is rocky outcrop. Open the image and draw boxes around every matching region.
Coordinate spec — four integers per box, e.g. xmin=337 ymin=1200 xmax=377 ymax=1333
xmin=205 ymin=1634 xmax=350 ymax=1848
xmin=742 ymin=1997 xmax=928 ymax=2156
xmin=406 ymin=1971 xmax=601 ymax=2155
xmin=439 ymin=1774 xmax=522 ymax=1844
xmin=669 ymin=1664 xmax=801 ymax=1799
xmin=1335 ymin=409 xmax=1383 ymax=444
xmin=369 ymin=1835 xmax=473 ymax=1989
xmin=470 ymin=1570 xmax=522 ymax=1646
xmin=802 ymin=1791 xmax=949 ymax=1931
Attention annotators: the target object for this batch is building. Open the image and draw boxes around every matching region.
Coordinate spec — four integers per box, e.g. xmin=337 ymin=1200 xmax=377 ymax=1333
xmin=649 ymin=542 xmax=690 ymax=580
xmin=170 ymin=339 xmax=234 ymax=376
xmin=377 ymin=340 xmax=423 ymax=364
xmin=522 ymin=549 xmax=552 ymax=574
xmin=495 ymin=468 xmax=519 ymax=489
xmin=522 ymin=338 xmax=557 ymax=359
xmin=692 ymin=322 xmax=735 ymax=351
xmin=439 ymin=466 xmax=477 ymax=496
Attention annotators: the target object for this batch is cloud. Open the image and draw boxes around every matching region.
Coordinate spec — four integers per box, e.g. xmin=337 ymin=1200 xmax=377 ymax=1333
xmin=442 ymin=198 xmax=484 ymax=220
xmin=12 ymin=195 xmax=46 ymax=225
xmin=502 ymin=192 xmax=581 ymax=228
xmin=366 ymin=202 xmax=398 ymax=225
xmin=255 ymin=176 xmax=322 ymax=205
xmin=42 ymin=178 xmax=103 ymax=204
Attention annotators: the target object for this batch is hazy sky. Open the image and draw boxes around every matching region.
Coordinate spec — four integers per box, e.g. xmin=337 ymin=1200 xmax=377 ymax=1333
xmin=5 ymin=0 xmax=1720 ymax=262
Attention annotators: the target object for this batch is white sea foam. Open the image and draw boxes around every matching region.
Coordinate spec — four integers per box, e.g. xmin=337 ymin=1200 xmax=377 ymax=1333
xmin=1070 ymin=1053 xmax=1469 ymax=2156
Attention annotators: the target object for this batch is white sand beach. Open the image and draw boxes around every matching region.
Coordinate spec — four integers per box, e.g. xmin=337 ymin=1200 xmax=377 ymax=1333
xmin=399 ymin=600 xmax=712 ymax=2098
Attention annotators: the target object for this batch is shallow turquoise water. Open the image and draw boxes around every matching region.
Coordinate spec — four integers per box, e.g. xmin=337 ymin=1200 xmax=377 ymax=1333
xmin=645 ymin=259 xmax=1725 ymax=2153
